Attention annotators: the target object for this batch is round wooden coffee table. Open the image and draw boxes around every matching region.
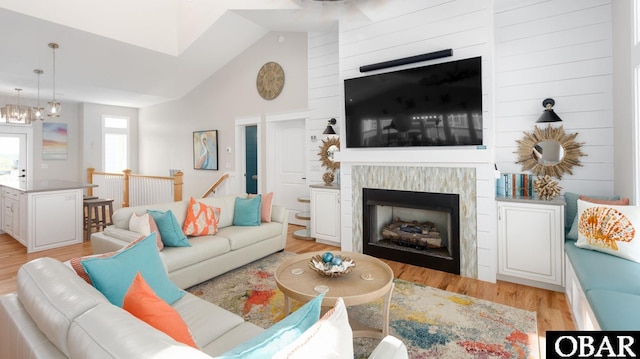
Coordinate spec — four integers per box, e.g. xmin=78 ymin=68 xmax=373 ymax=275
xmin=274 ymin=251 xmax=394 ymax=339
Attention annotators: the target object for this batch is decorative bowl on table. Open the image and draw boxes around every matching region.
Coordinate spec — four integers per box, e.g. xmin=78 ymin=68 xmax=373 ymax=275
xmin=308 ymin=253 xmax=356 ymax=278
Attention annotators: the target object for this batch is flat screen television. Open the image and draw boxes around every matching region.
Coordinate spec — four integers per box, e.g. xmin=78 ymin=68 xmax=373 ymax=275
xmin=344 ymin=56 xmax=483 ymax=148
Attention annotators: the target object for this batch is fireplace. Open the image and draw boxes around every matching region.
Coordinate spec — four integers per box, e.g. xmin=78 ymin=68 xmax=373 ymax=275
xmin=362 ymin=188 xmax=460 ymax=275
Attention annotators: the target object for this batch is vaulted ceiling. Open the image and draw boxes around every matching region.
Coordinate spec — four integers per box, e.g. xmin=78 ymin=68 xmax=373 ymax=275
xmin=0 ymin=0 xmax=386 ymax=108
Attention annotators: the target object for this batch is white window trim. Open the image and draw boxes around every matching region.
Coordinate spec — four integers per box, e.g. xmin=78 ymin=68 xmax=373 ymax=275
xmin=102 ymin=115 xmax=130 ymax=173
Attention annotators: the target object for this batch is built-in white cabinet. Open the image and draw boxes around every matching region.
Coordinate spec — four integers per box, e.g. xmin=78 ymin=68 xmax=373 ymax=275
xmin=497 ymin=199 xmax=565 ymax=290
xmin=310 ymin=184 xmax=340 ymax=246
xmin=2 ymin=187 xmax=25 ymax=245
xmin=1 ymin=183 xmax=87 ymax=253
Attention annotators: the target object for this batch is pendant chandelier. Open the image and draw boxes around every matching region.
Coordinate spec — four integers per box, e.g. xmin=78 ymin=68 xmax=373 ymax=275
xmin=33 ymin=69 xmax=44 ymax=121
xmin=1 ymin=88 xmax=32 ymax=124
xmin=47 ymin=42 xmax=61 ymax=118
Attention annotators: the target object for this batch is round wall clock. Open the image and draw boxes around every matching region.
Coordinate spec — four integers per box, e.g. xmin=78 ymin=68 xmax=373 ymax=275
xmin=256 ymin=62 xmax=285 ymax=100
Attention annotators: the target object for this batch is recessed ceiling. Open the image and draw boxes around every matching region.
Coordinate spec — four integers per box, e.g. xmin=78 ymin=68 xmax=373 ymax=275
xmin=0 ymin=0 xmax=384 ymax=108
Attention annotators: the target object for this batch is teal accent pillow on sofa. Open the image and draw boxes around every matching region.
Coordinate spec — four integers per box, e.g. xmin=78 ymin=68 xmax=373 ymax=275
xmin=219 ymin=293 xmax=324 ymax=359
xmin=81 ymin=233 xmax=185 ymax=307
xmin=233 ymin=195 xmax=262 ymax=226
xmin=147 ymin=209 xmax=190 ymax=247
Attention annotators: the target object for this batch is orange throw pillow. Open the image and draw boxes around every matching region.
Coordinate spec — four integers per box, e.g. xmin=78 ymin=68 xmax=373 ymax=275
xmin=122 ymin=272 xmax=198 ymax=348
xmin=249 ymin=192 xmax=274 ymax=223
xmin=183 ymin=197 xmax=221 ymax=236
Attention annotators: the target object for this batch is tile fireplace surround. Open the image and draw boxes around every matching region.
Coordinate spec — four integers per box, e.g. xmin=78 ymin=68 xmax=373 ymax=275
xmin=351 ymin=165 xmax=477 ymax=279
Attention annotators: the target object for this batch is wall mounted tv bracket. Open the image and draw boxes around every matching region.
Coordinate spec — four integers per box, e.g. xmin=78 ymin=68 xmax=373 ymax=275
xmin=359 ymin=49 xmax=453 ymax=73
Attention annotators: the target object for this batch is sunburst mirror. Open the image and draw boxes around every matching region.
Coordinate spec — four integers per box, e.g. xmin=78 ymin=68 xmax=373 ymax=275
xmin=318 ymin=137 xmax=340 ymax=172
xmin=515 ymin=124 xmax=586 ymax=179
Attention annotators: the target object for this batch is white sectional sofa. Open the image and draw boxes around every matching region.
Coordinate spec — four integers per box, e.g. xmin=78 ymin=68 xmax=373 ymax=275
xmin=0 ymin=257 xmax=408 ymax=358
xmin=90 ymin=194 xmax=288 ymax=289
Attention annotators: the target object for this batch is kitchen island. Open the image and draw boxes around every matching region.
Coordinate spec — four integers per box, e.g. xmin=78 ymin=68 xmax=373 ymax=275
xmin=1 ymin=180 xmax=96 ymax=253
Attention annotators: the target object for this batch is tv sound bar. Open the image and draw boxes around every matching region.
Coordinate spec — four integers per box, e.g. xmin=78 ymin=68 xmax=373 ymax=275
xmin=359 ymin=49 xmax=453 ymax=73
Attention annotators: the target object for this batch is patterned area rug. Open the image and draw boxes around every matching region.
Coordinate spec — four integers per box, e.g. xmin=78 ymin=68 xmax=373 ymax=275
xmin=187 ymin=252 xmax=539 ymax=358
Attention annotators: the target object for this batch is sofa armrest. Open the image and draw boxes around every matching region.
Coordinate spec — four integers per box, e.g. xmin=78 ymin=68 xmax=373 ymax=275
xmin=271 ymin=205 xmax=289 ymax=249
xmin=90 ymin=226 xmax=142 ymax=254
xmin=270 ymin=205 xmax=287 ymax=224
xmin=368 ymin=336 xmax=408 ymax=359
xmin=0 ymin=293 xmax=67 ymax=359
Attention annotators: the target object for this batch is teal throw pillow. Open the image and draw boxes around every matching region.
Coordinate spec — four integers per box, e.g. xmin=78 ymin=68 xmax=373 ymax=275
xmin=81 ymin=233 xmax=185 ymax=307
xmin=233 ymin=195 xmax=262 ymax=226
xmin=219 ymin=293 xmax=324 ymax=359
xmin=147 ymin=209 xmax=190 ymax=247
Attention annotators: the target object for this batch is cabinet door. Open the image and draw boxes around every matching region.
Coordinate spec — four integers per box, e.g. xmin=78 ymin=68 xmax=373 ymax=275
xmin=3 ymin=198 xmax=14 ymax=235
xmin=310 ymin=188 xmax=340 ymax=245
xmin=498 ymin=202 xmax=564 ymax=286
xmin=29 ymin=190 xmax=82 ymax=252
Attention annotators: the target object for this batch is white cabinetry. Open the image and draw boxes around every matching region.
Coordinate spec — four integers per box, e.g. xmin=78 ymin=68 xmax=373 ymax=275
xmin=1 ymin=184 xmax=84 ymax=253
xmin=497 ymin=199 xmax=565 ymax=290
xmin=310 ymin=185 xmax=340 ymax=246
xmin=2 ymin=187 xmax=25 ymax=245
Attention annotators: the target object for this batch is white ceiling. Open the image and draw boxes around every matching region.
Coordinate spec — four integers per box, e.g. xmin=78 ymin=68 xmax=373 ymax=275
xmin=0 ymin=0 xmax=384 ymax=108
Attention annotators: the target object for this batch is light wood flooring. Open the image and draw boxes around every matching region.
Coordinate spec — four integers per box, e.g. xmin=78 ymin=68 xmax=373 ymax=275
xmin=0 ymin=225 xmax=575 ymax=351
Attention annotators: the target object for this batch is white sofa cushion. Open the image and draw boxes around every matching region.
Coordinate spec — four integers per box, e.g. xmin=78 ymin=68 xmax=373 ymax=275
xmin=172 ymin=292 xmax=249 ymax=349
xmin=163 ymin=235 xmax=231 ymax=272
xmin=217 ymin=223 xmax=284 ymax=251
xmin=67 ymin=303 xmax=211 ymax=359
xmin=198 ymin=195 xmax=242 ymax=228
xmin=16 ymin=257 xmax=110 ymax=357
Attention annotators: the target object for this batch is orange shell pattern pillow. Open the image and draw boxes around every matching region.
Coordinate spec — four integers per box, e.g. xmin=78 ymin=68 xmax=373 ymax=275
xmin=122 ymin=272 xmax=198 ymax=348
xmin=183 ymin=197 xmax=221 ymax=236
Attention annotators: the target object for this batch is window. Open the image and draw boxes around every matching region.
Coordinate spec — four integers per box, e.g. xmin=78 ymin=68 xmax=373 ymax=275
xmin=103 ymin=116 xmax=129 ymax=173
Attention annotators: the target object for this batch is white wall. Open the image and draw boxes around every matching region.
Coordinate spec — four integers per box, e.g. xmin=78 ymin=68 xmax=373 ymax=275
xmin=79 ymin=103 xmax=139 ymax=175
xmin=494 ymin=0 xmax=614 ymax=196
xmin=138 ymin=32 xmax=308 ymax=199
xmin=307 ymin=30 xmax=341 ymax=185
xmin=0 ymin=94 xmax=81 ymax=183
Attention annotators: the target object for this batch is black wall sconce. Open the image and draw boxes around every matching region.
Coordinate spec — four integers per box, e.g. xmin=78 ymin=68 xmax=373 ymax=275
xmin=323 ymin=118 xmax=337 ymax=134
xmin=536 ymin=98 xmax=562 ymax=123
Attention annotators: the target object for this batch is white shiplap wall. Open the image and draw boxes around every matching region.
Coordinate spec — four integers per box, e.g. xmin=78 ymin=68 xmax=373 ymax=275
xmin=304 ymin=0 xmax=615 ymax=283
xmin=494 ymin=0 xmax=614 ymax=196
xmin=307 ymin=31 xmax=341 ymax=185
xmin=335 ymin=0 xmax=496 ymax=281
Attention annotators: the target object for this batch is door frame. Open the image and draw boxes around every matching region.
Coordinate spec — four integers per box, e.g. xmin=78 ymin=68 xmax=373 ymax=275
xmin=0 ymin=124 xmax=33 ymax=184
xmin=234 ymin=115 xmax=262 ymax=194
xmin=264 ymin=110 xmax=310 ymax=195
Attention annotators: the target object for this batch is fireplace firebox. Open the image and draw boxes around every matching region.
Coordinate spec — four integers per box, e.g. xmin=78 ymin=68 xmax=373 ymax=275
xmin=363 ymin=188 xmax=460 ymax=274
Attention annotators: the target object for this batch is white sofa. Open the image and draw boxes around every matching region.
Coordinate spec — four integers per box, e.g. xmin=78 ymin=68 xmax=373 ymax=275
xmin=90 ymin=194 xmax=288 ymax=289
xmin=0 ymin=257 xmax=408 ymax=358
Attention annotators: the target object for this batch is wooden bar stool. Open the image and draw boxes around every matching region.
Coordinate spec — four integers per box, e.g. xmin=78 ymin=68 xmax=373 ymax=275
xmin=83 ymin=198 xmax=114 ymax=241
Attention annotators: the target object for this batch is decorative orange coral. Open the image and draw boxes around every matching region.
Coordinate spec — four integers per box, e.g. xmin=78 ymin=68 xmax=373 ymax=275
xmin=578 ymin=207 xmax=635 ymax=250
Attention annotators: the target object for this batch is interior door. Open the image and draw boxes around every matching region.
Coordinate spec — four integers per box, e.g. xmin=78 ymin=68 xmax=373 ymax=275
xmin=245 ymin=126 xmax=258 ymax=194
xmin=0 ymin=133 xmax=27 ymax=184
xmin=272 ymin=120 xmax=307 ymax=225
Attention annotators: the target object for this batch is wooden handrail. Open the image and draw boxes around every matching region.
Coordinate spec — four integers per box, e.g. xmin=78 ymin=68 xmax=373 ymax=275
xmin=88 ymin=168 xmax=184 ymax=207
xmin=201 ymin=173 xmax=230 ymax=198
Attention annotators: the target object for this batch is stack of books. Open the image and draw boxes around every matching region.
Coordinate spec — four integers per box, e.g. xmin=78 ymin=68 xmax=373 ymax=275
xmin=496 ymin=173 xmax=536 ymax=198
